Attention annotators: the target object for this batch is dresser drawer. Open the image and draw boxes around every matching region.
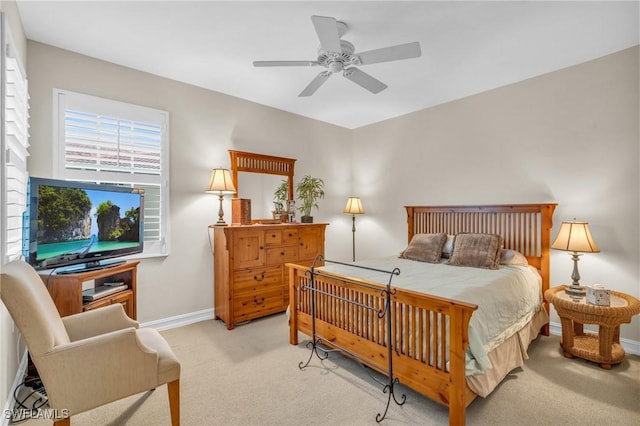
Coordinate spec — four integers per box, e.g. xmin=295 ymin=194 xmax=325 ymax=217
xmin=281 ymin=229 xmax=299 ymax=245
xmin=233 ymin=266 xmax=282 ymax=293
xmin=83 ymin=289 xmax=134 ymax=319
xmin=265 ymin=230 xmax=283 ymax=246
xmin=266 ymin=246 xmax=298 ymax=265
xmin=233 ymin=288 xmax=284 ymax=322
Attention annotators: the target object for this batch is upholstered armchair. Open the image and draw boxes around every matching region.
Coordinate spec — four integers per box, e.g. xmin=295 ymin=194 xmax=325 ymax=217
xmin=0 ymin=260 xmax=180 ymax=425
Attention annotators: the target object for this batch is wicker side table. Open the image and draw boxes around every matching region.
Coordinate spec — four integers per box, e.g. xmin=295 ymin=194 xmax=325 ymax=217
xmin=544 ymin=286 xmax=640 ymax=369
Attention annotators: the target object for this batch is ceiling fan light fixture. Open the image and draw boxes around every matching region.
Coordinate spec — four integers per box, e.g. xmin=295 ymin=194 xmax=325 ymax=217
xmin=328 ymin=61 xmax=344 ymax=73
xmin=253 ymin=15 xmax=421 ymax=96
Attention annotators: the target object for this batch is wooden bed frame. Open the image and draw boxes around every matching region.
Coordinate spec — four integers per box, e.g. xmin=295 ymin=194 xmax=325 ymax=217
xmin=287 ymin=203 xmax=556 ymax=425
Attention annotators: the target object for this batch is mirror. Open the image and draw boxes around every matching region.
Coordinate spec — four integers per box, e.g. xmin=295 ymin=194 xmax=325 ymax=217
xmin=237 ymin=173 xmax=288 ymax=219
xmin=229 ymin=150 xmax=296 ymax=223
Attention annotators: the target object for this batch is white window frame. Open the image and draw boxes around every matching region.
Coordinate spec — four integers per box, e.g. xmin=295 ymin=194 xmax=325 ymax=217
xmin=52 ymin=89 xmax=170 ymax=257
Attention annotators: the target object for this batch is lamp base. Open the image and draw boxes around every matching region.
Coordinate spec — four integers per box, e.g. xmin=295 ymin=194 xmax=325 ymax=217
xmin=214 ymin=194 xmax=227 ymax=226
xmin=565 ymin=284 xmax=586 ymax=297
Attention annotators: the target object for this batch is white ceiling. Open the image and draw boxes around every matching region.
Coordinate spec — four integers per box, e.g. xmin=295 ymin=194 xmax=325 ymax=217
xmin=16 ymin=1 xmax=639 ymax=129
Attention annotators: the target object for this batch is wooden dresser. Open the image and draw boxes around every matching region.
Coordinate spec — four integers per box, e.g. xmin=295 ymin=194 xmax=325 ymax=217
xmin=212 ymin=223 xmax=327 ymax=329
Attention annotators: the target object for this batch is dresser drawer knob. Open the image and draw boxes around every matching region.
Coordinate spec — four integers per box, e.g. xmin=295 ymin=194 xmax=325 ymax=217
xmin=253 ymin=296 xmax=265 ymax=304
xmin=253 ymin=273 xmax=265 ymax=282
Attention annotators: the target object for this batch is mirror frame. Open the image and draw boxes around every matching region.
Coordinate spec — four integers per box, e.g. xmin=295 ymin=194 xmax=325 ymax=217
xmin=229 ymin=149 xmax=296 ymax=206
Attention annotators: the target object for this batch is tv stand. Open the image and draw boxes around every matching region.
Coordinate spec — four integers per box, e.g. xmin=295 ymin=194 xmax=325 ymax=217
xmin=38 ymin=260 xmax=139 ymax=319
xmin=55 ymin=259 xmax=126 ymax=275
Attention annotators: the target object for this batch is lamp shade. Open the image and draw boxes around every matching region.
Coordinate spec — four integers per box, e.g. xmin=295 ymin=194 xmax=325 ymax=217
xmin=551 ymin=221 xmax=600 ymax=253
xmin=205 ymin=168 xmax=236 ymax=194
xmin=343 ymin=197 xmax=365 ymax=215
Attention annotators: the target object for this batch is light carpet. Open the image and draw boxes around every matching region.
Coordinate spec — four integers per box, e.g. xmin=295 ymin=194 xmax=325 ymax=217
xmin=16 ymin=313 xmax=640 ymax=425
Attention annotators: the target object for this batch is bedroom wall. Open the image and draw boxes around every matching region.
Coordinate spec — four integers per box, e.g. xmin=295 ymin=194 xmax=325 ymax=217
xmin=25 ymin=40 xmax=352 ymax=325
xmin=351 ymin=46 xmax=640 ymax=344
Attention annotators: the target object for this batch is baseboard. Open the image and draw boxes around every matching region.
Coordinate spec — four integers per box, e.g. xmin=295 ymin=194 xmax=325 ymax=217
xmin=139 ymin=308 xmax=215 ymax=331
xmin=549 ymin=321 xmax=640 ymax=355
xmin=1 ymin=350 xmax=28 ymax=426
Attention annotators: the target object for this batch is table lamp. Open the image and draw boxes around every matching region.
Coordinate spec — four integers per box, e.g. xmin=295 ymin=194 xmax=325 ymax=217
xmin=551 ymin=220 xmax=600 ymax=297
xmin=343 ymin=197 xmax=365 ymax=261
xmin=206 ymin=168 xmax=236 ymax=226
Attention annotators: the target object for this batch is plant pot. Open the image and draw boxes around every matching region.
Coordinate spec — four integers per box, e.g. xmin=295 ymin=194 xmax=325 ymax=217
xmin=301 ymin=216 xmax=313 ymax=223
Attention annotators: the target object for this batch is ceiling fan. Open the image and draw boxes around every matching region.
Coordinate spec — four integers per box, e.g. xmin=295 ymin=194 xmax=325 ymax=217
xmin=253 ymin=15 xmax=422 ymax=97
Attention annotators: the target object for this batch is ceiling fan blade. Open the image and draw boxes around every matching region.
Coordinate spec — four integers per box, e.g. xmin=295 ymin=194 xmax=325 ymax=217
xmin=356 ymin=41 xmax=422 ymax=65
xmin=311 ymin=15 xmax=342 ymax=54
xmin=253 ymin=60 xmax=319 ymax=67
xmin=299 ymin=72 xmax=331 ymax=97
xmin=343 ymin=68 xmax=387 ymax=94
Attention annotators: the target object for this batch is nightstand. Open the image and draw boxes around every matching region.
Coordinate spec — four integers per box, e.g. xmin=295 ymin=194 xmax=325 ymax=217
xmin=545 ymin=286 xmax=640 ymax=369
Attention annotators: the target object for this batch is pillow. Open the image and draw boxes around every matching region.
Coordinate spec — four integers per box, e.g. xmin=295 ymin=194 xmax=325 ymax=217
xmin=399 ymin=233 xmax=447 ymax=263
xmin=447 ymin=233 xmax=503 ymax=270
xmin=500 ymin=249 xmax=529 ymax=266
xmin=441 ymin=234 xmax=455 ymax=258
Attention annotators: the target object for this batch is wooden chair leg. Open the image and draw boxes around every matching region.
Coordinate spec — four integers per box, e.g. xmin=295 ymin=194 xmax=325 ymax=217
xmin=54 ymin=418 xmax=70 ymax=426
xmin=168 ymin=379 xmax=180 ymax=426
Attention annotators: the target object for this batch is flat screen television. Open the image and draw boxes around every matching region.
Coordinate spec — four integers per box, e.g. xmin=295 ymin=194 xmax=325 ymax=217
xmin=23 ymin=177 xmax=144 ymax=274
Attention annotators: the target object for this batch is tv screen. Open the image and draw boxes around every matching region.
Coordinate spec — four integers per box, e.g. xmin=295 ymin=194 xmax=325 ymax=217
xmin=24 ymin=177 xmax=144 ymax=273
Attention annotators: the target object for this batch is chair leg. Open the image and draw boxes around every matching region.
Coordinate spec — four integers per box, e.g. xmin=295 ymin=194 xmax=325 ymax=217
xmin=54 ymin=418 xmax=70 ymax=426
xmin=168 ymin=379 xmax=180 ymax=426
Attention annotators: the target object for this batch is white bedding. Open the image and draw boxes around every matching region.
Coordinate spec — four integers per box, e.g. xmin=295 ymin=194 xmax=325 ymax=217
xmin=317 ymin=257 xmax=543 ymax=375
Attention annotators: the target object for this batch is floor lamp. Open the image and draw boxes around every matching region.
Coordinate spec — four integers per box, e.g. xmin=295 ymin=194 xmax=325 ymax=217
xmin=343 ymin=197 xmax=365 ymax=262
xmin=206 ymin=168 xmax=236 ymax=226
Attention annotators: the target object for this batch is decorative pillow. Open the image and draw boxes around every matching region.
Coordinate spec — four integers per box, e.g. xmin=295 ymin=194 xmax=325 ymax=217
xmin=447 ymin=233 xmax=503 ymax=270
xmin=500 ymin=249 xmax=529 ymax=266
xmin=399 ymin=233 xmax=447 ymax=263
xmin=441 ymin=234 xmax=455 ymax=258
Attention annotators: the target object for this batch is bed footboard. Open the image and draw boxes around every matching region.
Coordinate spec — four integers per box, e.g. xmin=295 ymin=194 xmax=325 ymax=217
xmin=287 ymin=261 xmax=478 ymax=426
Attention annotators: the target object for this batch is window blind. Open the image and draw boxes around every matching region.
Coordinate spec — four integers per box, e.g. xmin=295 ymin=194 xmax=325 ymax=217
xmin=63 ymin=110 xmax=161 ymax=176
xmin=3 ymin=54 xmax=30 ymax=263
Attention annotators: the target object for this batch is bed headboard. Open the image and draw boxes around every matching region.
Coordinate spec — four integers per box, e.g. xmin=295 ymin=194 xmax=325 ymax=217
xmin=405 ymin=204 xmax=557 ymax=299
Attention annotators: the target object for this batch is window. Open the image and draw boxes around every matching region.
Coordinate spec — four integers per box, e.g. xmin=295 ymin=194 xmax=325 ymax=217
xmin=1 ymin=28 xmax=30 ymax=264
xmin=53 ymin=90 xmax=170 ymax=257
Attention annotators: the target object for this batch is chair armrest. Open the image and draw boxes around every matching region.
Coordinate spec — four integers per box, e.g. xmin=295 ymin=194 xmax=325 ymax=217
xmin=37 ymin=327 xmax=159 ymax=415
xmin=62 ymin=304 xmax=139 ymax=342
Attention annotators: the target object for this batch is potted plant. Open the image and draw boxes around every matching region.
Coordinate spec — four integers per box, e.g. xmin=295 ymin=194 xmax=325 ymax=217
xmin=272 ymin=179 xmax=288 ymax=220
xmin=296 ymin=175 xmax=324 ymax=223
